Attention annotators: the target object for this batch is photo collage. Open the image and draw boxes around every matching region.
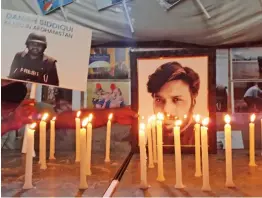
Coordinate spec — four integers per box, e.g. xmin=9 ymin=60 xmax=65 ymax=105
xmin=86 ymin=48 xmax=131 ymax=109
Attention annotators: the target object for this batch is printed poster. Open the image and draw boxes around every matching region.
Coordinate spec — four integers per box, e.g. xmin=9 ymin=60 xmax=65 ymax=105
xmin=1 ymin=9 xmax=92 ymax=91
xmin=86 ymin=80 xmax=130 ymax=109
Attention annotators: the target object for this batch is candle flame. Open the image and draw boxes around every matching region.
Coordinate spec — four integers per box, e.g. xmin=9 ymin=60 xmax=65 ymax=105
xmin=151 ymin=115 xmax=156 ymax=121
xmin=52 ymin=117 xmax=56 ymax=121
xmin=167 ymin=114 xmax=170 ymax=118
xmin=184 ymin=114 xmax=187 ymax=119
xmin=202 ymin=117 xmax=209 ymax=126
xmin=29 ymin=122 xmax=37 ymax=129
xmin=108 ymin=113 xmax=113 ymax=120
xmin=88 ymin=114 xmax=93 ymax=122
xmin=41 ymin=113 xmax=49 ymax=121
xmin=148 ymin=116 xmax=152 ymax=123
xmin=224 ymin=114 xmax=231 ymax=124
xmin=250 ymin=114 xmax=256 ymax=122
xmin=82 ymin=117 xmax=89 ymax=127
xmin=157 ymin=112 xmax=164 ymax=120
xmin=194 ymin=114 xmax=201 ymax=123
xmin=140 ymin=123 xmax=146 ymax=130
xmin=141 ymin=116 xmax=145 ymax=120
xmin=175 ymin=120 xmax=182 ymax=126
xmin=76 ymin=111 xmax=81 ymax=118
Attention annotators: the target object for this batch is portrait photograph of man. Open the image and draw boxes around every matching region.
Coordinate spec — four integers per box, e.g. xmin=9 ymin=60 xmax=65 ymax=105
xmin=137 ymin=56 xmax=209 ymax=147
xmin=8 ymin=32 xmax=59 ymax=86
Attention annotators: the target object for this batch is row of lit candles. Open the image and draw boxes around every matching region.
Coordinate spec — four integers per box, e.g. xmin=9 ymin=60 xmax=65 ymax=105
xmin=23 ymin=111 xmax=114 ymax=190
xmin=138 ymin=113 xmax=261 ymax=191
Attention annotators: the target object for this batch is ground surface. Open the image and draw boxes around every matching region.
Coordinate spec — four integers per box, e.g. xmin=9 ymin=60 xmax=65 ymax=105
xmin=114 ymin=150 xmax=262 ymax=197
xmin=1 ymin=150 xmax=129 ymax=197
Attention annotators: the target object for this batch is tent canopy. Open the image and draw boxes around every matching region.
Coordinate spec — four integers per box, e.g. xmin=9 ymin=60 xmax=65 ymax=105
xmin=2 ymin=0 xmax=262 ymax=47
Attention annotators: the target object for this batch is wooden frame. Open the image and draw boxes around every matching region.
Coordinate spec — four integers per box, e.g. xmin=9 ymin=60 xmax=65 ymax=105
xmin=130 ymin=48 xmax=217 ymax=154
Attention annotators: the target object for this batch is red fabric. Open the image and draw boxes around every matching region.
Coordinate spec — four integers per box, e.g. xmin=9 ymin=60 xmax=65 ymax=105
xmin=2 ymin=100 xmax=137 ymax=136
xmin=55 ymin=106 xmax=137 ymax=129
xmin=1 ymin=99 xmax=37 ymax=136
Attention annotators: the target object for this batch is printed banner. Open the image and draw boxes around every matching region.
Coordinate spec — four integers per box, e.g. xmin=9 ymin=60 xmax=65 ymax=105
xmin=86 ymin=80 xmax=130 ymax=109
xmin=37 ymin=0 xmax=73 ymax=15
xmin=1 ymin=9 xmax=92 ymax=91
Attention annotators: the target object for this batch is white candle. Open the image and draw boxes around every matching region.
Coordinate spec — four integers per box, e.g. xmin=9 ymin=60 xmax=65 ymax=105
xmin=139 ymin=122 xmax=148 ymax=189
xmin=147 ymin=117 xmax=154 ymax=168
xmin=39 ymin=113 xmax=48 ymax=170
xmin=194 ymin=114 xmax=202 ymax=177
xmin=249 ymin=114 xmax=257 ymax=166
xmin=156 ymin=113 xmax=165 ymax=182
xmin=224 ymin=115 xmax=235 ymax=187
xmin=23 ymin=123 xmax=36 ymax=189
xmin=86 ymin=114 xmax=93 ymax=175
xmin=75 ymin=111 xmax=81 ymax=162
xmin=201 ymin=118 xmax=211 ymax=191
xmin=79 ymin=118 xmax=88 ymax=189
xmin=105 ymin=113 xmax=113 ymax=162
xmin=49 ymin=117 xmax=56 ymax=160
xmin=151 ymin=115 xmax=157 ymax=163
xmin=174 ymin=120 xmax=185 ymax=189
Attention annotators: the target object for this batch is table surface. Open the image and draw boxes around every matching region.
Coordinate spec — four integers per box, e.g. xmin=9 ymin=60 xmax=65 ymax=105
xmin=1 ymin=150 xmax=129 ymax=197
xmin=114 ymin=150 xmax=262 ymax=197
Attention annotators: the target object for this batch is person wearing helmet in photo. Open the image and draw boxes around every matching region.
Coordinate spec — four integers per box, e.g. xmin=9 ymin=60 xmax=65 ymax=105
xmin=8 ymin=32 xmax=59 ymax=86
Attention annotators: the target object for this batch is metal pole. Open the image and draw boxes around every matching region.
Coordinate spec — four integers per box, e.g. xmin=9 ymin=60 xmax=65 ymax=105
xmin=195 ymin=0 xmax=211 ymax=19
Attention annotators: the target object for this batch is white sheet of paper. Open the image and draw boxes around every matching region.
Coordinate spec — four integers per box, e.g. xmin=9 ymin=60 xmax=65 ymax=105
xmin=217 ymin=130 xmax=244 ymax=149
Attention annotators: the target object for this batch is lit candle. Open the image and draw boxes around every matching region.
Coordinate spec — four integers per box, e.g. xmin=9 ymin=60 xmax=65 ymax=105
xmin=151 ymin=115 xmax=157 ymax=163
xmin=75 ymin=111 xmax=81 ymax=162
xmin=39 ymin=113 xmax=48 ymax=170
xmin=147 ymin=116 xmax=154 ymax=168
xmin=49 ymin=117 xmax=56 ymax=160
xmin=201 ymin=118 xmax=211 ymax=191
xmin=139 ymin=122 xmax=148 ymax=189
xmin=194 ymin=114 xmax=202 ymax=177
xmin=79 ymin=118 xmax=88 ymax=189
xmin=156 ymin=113 xmax=165 ymax=182
xmin=174 ymin=120 xmax=185 ymax=189
xmin=224 ymin=115 xmax=235 ymax=187
xmin=86 ymin=114 xmax=93 ymax=175
xmin=183 ymin=114 xmax=187 ymax=120
xmin=249 ymin=114 xmax=257 ymax=166
xmin=105 ymin=113 xmax=113 ymax=162
xmin=23 ymin=123 xmax=37 ymax=189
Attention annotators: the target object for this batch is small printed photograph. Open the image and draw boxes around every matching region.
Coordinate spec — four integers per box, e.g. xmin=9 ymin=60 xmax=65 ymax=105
xmin=41 ymin=85 xmax=72 ymax=113
xmin=86 ymin=80 xmax=130 ymax=109
xmin=88 ymin=48 xmax=130 ymax=80
xmin=234 ymin=82 xmax=262 ymax=113
xmin=232 ymin=47 xmax=262 ymax=80
xmin=37 ymin=0 xmax=73 ymax=15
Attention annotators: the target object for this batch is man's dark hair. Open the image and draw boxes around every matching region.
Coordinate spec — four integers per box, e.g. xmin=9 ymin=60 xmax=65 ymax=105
xmin=147 ymin=61 xmax=200 ymax=98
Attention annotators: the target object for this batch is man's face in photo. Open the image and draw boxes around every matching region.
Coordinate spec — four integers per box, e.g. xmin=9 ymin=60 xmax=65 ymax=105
xmin=28 ymin=42 xmax=45 ymax=56
xmin=153 ymin=79 xmax=192 ymax=131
